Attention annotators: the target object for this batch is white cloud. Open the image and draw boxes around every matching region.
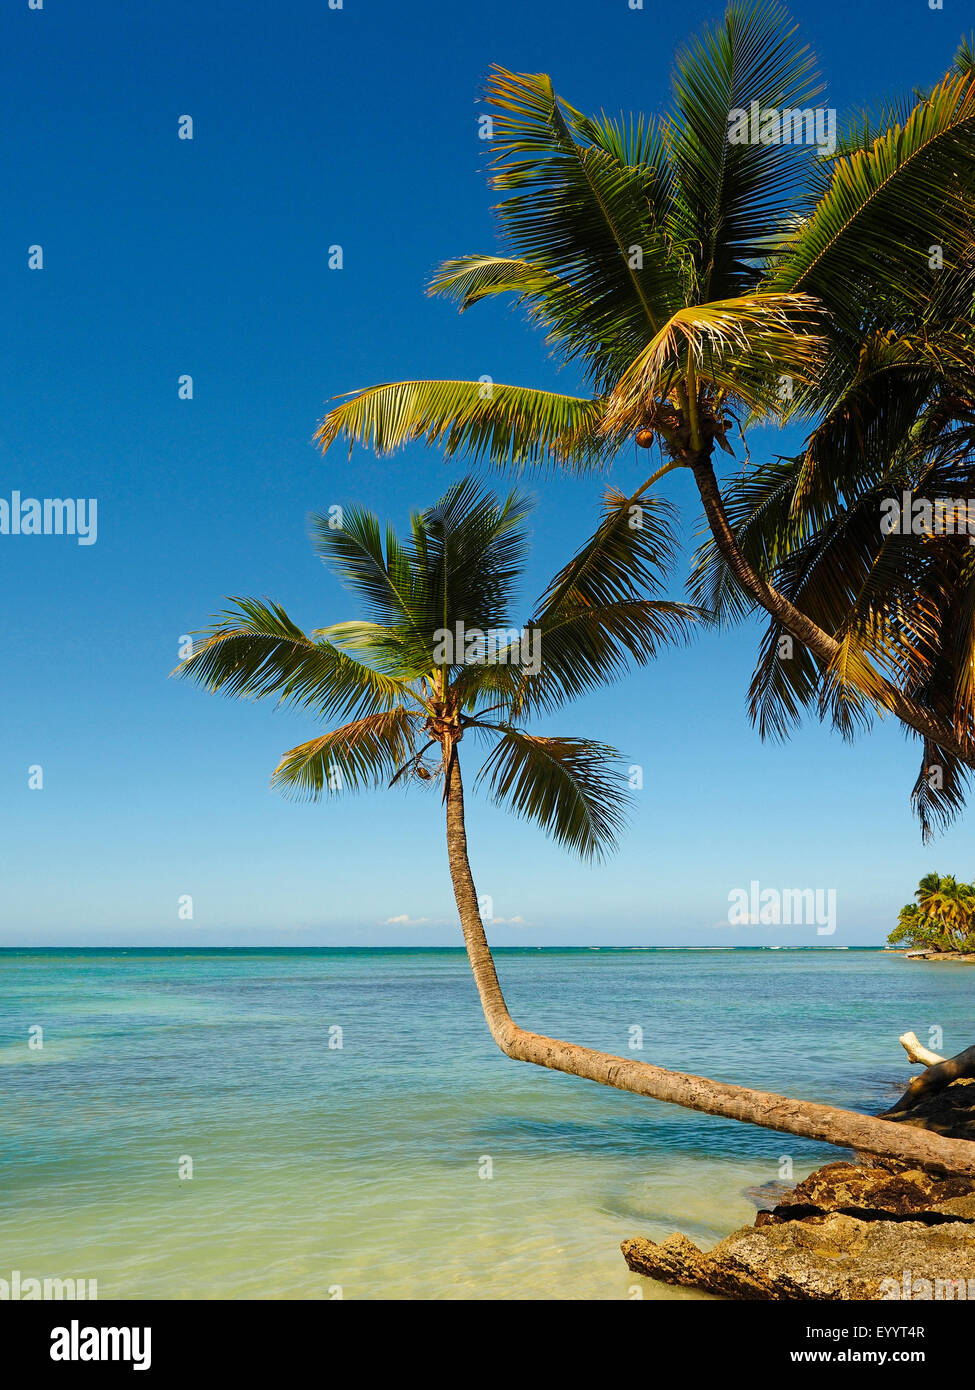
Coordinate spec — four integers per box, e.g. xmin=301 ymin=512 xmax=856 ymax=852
xmin=380 ymin=912 xmax=529 ymax=928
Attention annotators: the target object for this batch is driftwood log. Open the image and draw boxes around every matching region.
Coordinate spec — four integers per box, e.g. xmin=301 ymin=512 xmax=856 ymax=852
xmin=888 ymin=1033 xmax=975 ymax=1115
xmin=899 ymin=1031 xmax=946 ymax=1067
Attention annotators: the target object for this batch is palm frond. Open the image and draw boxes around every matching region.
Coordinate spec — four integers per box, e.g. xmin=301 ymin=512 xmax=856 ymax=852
xmin=272 ymin=709 xmax=420 ymax=799
xmin=477 ymin=728 xmax=630 ymax=860
xmin=515 ymin=486 xmax=701 ymax=713
xmin=601 ymin=292 xmax=824 ymax=431
xmin=427 ymin=255 xmax=567 ymax=309
xmin=315 ymin=379 xmax=612 ymax=473
xmin=911 ymin=741 xmax=971 ymax=842
xmin=484 ymin=66 xmax=682 ymax=389
xmin=773 ymin=71 xmax=975 ymax=319
xmin=173 ymin=598 xmax=408 ymax=721
xmin=311 ymin=505 xmax=428 ymax=634
xmin=957 ymin=34 xmax=975 ymax=78
xmin=412 ymin=476 xmax=533 ymax=642
xmin=666 ymin=0 xmax=823 ymax=301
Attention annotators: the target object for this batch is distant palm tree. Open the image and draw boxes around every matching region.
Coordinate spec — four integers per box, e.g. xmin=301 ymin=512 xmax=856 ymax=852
xmin=176 ymin=479 xmax=975 ymax=1175
xmin=890 ymin=871 xmax=975 ymax=951
xmin=316 ymin=3 xmax=975 ymax=819
xmin=917 ymin=874 xmax=975 ymax=950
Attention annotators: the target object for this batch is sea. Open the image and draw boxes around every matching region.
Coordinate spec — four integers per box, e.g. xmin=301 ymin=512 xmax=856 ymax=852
xmin=0 ymin=947 xmax=968 ymax=1300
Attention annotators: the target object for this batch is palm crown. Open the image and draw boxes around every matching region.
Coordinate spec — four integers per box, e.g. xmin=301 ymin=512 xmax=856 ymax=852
xmin=175 ymin=477 xmax=697 ymax=860
xmin=314 ymin=1 xmax=975 ymax=834
xmin=318 ymin=4 xmax=973 ymax=478
xmin=317 ymin=3 xmax=835 ymax=471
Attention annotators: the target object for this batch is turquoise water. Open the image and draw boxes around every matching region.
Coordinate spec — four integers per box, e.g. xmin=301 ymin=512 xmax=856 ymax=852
xmin=0 ymin=948 xmax=970 ymax=1300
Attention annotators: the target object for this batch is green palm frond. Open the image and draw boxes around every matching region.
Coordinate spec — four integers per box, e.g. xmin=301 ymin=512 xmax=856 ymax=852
xmin=817 ymin=628 xmax=891 ymax=737
xmin=412 ymin=477 xmax=532 ymax=644
xmin=911 ymin=741 xmax=971 ymax=843
xmin=773 ymin=70 xmax=975 ymax=317
xmin=427 ymin=255 xmax=568 ymax=310
xmin=477 ymin=728 xmax=631 ymax=860
xmin=602 ymin=292 xmax=825 ymax=431
xmin=745 ymin=616 xmax=822 ymax=740
xmin=484 ymin=66 xmax=682 ymax=388
xmin=316 ymin=380 xmax=612 ymax=473
xmin=825 ymin=92 xmax=924 ymax=161
xmin=173 ymin=598 xmax=408 ymax=721
xmin=958 ymin=34 xmax=975 ymax=78
xmin=666 ymin=0 xmax=822 ymax=302
xmin=786 ymin=331 xmax=961 ymax=510
xmin=311 ymin=482 xmax=534 ymax=671
xmin=272 ymin=709 xmax=420 ymax=799
xmin=310 ymin=505 xmax=427 ymax=636
xmin=428 ymin=252 xmax=639 ymax=383
xmin=516 ymin=486 xmax=700 ymax=713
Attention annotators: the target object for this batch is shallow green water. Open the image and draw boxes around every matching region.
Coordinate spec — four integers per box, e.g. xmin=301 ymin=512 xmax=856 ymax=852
xmin=0 ymin=948 xmax=967 ymax=1299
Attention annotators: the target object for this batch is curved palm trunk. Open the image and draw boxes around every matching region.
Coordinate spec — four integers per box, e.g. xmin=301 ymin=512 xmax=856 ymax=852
xmin=689 ymin=455 xmax=975 ymax=765
xmin=445 ymin=753 xmax=975 ymax=1176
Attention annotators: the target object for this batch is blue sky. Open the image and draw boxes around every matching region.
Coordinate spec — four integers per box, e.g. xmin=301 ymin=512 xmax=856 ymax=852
xmin=1 ymin=0 xmax=971 ymax=947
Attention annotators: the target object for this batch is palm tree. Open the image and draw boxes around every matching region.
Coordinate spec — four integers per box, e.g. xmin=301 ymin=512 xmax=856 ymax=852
xmin=316 ymin=4 xmax=975 ymax=805
xmin=917 ymin=874 xmax=975 ymax=950
xmin=176 ymin=478 xmax=975 ymax=1174
xmin=889 ymin=872 xmax=975 ymax=950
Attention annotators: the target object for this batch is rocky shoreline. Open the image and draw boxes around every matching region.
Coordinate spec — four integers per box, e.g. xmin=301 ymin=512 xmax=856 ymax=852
xmin=622 ymin=1079 xmax=975 ymax=1300
xmin=886 ymin=949 xmax=975 ymax=964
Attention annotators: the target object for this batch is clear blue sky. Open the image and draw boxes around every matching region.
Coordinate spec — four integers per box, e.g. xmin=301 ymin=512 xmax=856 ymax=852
xmin=1 ymin=0 xmax=971 ymax=947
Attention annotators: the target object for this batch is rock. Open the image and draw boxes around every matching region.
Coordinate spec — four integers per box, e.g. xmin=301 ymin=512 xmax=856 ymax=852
xmin=908 ymin=953 xmax=975 ymax=964
xmin=766 ymin=1160 xmax=975 ymax=1223
xmin=622 ymin=1214 xmax=975 ymax=1301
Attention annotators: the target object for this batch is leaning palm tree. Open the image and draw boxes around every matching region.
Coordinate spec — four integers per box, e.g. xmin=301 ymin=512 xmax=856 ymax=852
xmin=175 ymin=478 xmax=975 ymax=1174
xmin=316 ymin=3 xmax=975 ymax=809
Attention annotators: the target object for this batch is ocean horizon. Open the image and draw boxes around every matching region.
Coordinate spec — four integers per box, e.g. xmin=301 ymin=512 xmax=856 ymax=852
xmin=0 ymin=945 xmax=888 ymax=953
